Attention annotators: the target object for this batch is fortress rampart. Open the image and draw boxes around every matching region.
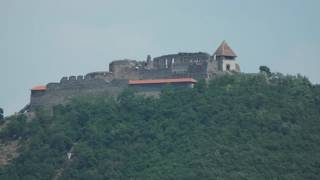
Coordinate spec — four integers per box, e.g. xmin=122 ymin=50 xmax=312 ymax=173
xmin=27 ymin=41 xmax=240 ymax=111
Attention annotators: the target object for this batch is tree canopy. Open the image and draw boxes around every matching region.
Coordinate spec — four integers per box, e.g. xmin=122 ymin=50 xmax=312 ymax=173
xmin=0 ymin=73 xmax=320 ymax=179
xmin=259 ymin=65 xmax=271 ymax=76
xmin=0 ymin=108 xmax=4 ymax=124
xmin=0 ymin=108 xmax=3 ymax=120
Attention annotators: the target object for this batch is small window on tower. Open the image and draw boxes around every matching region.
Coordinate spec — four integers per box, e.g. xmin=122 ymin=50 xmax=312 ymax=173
xmin=226 ymin=64 xmax=230 ymax=71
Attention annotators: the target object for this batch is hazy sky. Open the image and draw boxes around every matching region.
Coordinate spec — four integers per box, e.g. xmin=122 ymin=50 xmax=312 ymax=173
xmin=1 ymin=0 xmax=320 ymax=115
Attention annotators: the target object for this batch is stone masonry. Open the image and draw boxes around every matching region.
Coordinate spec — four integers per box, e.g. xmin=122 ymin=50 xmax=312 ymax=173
xmin=27 ymin=41 xmax=240 ymax=111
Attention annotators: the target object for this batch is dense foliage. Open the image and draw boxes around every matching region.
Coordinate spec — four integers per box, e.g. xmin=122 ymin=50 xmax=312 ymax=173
xmin=1 ymin=73 xmax=320 ymax=179
xmin=259 ymin=66 xmax=271 ymax=76
xmin=0 ymin=108 xmax=3 ymax=122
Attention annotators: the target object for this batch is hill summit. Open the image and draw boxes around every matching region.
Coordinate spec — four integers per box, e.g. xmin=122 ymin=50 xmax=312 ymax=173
xmin=1 ymin=73 xmax=320 ymax=179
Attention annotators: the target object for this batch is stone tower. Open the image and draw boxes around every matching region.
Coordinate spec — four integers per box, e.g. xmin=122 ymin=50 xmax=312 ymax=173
xmin=213 ymin=41 xmax=240 ymax=72
xmin=146 ymin=55 xmax=153 ymax=69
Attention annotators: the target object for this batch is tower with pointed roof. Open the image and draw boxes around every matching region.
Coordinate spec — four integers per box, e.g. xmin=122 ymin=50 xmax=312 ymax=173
xmin=213 ymin=41 xmax=240 ymax=72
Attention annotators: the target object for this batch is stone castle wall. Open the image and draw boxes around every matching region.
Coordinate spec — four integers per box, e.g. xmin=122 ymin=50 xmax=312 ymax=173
xmin=29 ymin=76 xmax=128 ymax=111
xmin=153 ymin=52 xmax=210 ymax=72
xmin=28 ymin=51 xmax=240 ymax=111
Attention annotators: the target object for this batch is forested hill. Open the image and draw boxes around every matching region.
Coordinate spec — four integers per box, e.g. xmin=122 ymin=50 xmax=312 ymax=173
xmin=1 ymin=73 xmax=320 ymax=179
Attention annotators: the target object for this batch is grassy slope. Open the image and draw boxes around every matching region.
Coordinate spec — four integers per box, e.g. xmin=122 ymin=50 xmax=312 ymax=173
xmin=0 ymin=73 xmax=320 ymax=180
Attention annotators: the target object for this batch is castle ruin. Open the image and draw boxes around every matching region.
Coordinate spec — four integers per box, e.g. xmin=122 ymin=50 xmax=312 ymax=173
xmin=27 ymin=41 xmax=240 ymax=111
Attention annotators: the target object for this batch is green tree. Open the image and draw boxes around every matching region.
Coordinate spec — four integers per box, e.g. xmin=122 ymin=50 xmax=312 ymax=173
xmin=49 ymin=133 xmax=73 ymax=151
xmin=1 ymin=114 xmax=27 ymax=139
xmin=0 ymin=107 xmax=4 ymax=125
xmin=259 ymin=65 xmax=271 ymax=76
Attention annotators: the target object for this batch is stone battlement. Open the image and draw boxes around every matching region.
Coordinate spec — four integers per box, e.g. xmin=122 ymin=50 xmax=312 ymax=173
xmin=27 ymin=41 xmax=241 ymax=112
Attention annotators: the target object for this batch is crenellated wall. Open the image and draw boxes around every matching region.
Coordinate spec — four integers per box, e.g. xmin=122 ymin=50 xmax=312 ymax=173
xmin=29 ymin=74 xmax=128 ymax=111
xmin=28 ymin=49 xmax=240 ymax=112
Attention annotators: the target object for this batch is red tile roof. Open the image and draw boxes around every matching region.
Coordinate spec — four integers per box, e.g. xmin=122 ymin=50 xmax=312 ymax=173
xmin=214 ymin=40 xmax=237 ymax=57
xmin=129 ymin=78 xmax=197 ymax=85
xmin=31 ymin=85 xmax=47 ymax=91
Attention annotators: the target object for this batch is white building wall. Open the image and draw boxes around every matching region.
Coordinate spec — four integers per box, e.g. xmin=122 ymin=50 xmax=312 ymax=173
xmin=222 ymin=60 xmax=237 ymax=71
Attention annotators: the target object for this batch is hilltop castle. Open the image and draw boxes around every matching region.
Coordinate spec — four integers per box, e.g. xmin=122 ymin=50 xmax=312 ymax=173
xmin=27 ymin=41 xmax=240 ymax=111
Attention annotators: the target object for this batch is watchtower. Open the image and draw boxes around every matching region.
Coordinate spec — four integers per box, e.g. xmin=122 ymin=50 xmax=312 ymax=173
xmin=213 ymin=41 xmax=240 ymax=72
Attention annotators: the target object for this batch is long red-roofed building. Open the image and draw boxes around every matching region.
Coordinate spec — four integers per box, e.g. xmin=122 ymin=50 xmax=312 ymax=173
xmin=31 ymin=85 xmax=47 ymax=91
xmin=129 ymin=78 xmax=197 ymax=90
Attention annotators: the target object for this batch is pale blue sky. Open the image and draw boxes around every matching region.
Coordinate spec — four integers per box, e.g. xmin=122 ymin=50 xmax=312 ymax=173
xmin=1 ymin=0 xmax=320 ymax=115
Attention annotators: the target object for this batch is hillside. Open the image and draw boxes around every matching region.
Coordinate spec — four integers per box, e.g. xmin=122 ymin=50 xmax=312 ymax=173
xmin=1 ymin=73 xmax=320 ymax=179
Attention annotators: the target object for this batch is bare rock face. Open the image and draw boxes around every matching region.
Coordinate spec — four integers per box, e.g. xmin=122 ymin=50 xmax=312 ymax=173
xmin=0 ymin=140 xmax=19 ymax=166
